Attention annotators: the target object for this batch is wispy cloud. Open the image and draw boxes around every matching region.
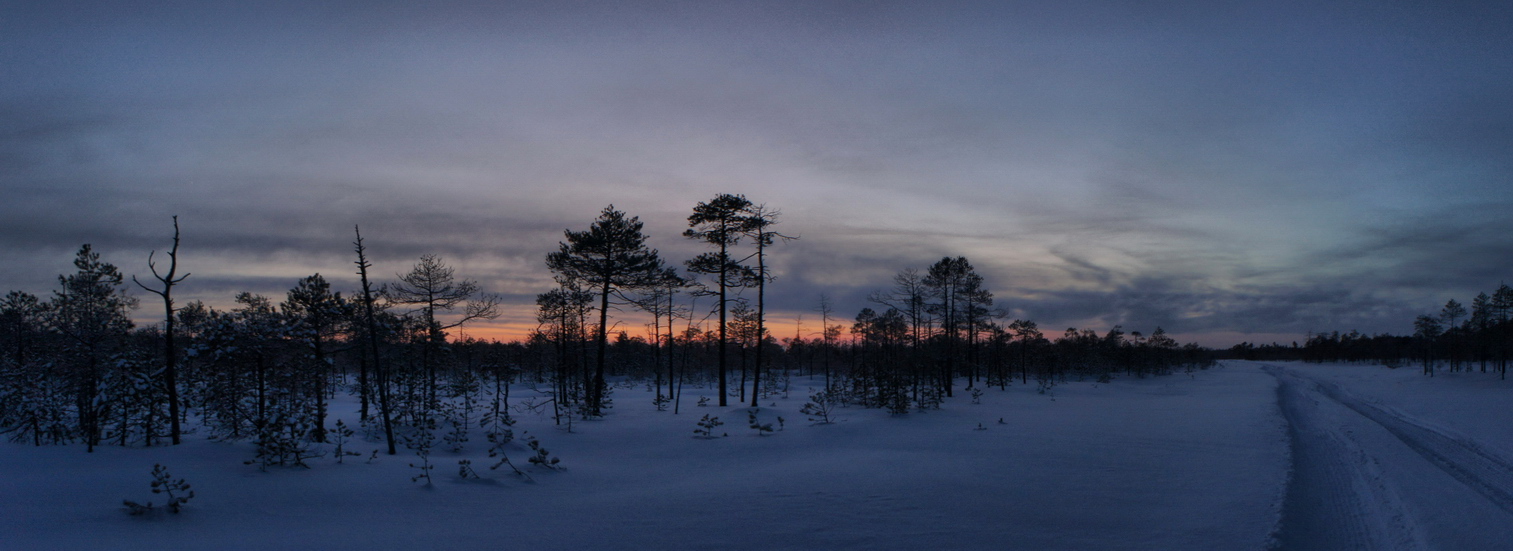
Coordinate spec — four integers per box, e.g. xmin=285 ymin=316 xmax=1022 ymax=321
xmin=3 ymin=1 xmax=1510 ymax=345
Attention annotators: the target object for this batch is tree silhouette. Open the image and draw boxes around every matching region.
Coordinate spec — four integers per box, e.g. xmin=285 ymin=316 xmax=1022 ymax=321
xmin=536 ymin=279 xmax=594 ymax=419
xmin=741 ymin=204 xmax=796 ymax=407
xmin=0 ymin=291 xmax=51 ymax=445
xmin=683 ymin=194 xmax=756 ymax=407
xmin=1413 ymin=314 xmax=1443 ymax=376
xmin=52 ymin=245 xmax=137 ymax=452
xmin=387 ymin=254 xmax=500 ymax=405
xmin=131 ymin=216 xmax=189 ymax=445
xmin=628 ymin=268 xmax=689 ymax=411
xmin=1470 ymin=292 xmax=1493 ymax=372
xmin=281 ymin=274 xmax=347 ymax=441
xmin=1440 ymin=299 xmax=1466 ymax=372
xmin=1495 ymin=284 xmax=1513 ymax=379
xmin=547 ymin=205 xmax=666 ymax=416
xmin=352 ymin=227 xmax=397 ymax=454
xmin=923 ymin=256 xmax=986 ymax=397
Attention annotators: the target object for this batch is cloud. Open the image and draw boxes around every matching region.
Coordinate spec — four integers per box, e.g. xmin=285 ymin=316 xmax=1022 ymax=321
xmin=3 ymin=1 xmax=1511 ymax=345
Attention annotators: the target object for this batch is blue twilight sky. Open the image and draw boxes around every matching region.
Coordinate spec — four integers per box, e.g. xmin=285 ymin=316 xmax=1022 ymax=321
xmin=3 ymin=1 xmax=1510 ymax=345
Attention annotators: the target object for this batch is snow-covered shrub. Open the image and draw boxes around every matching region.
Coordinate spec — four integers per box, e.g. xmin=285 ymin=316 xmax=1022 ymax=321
xmin=525 ymin=435 xmax=561 ymax=470
xmin=441 ymin=371 xmax=481 ymax=453
xmin=330 ymin=419 xmax=361 ymax=464
xmin=747 ymin=410 xmax=774 ymax=436
xmin=480 ymin=403 xmax=516 ymax=441
xmin=123 ymin=464 xmax=194 ymax=515
xmin=800 ymin=390 xmax=838 ymax=425
xmin=443 ymin=418 xmax=469 ymax=453
xmin=1036 ymin=376 xmax=1055 ymax=395
xmin=693 ymin=414 xmax=723 ymax=438
xmin=0 ymin=372 xmax=75 ymax=446
xmin=457 ymin=459 xmax=482 ymax=480
xmin=486 ymin=430 xmax=530 ymax=480
xmin=402 ymin=419 xmax=437 ymax=484
xmin=885 ymin=388 xmax=911 ymax=415
xmin=246 ymin=412 xmax=322 ymax=471
xmin=100 ymin=351 xmax=170 ymax=447
xmin=915 ymin=386 xmax=943 ymax=411
xmin=360 ymin=416 xmax=385 ymax=442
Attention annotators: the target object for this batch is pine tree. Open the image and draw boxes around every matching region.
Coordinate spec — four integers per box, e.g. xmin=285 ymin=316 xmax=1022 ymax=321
xmin=282 ymin=274 xmax=347 ymax=442
xmin=330 ymin=419 xmax=361 ymax=463
xmin=387 ymin=254 xmax=499 ymax=408
xmin=741 ymin=204 xmax=795 ymax=407
xmin=1414 ymin=314 xmax=1443 ymax=376
xmin=50 ymin=245 xmax=137 ymax=452
xmin=124 ymin=464 xmax=194 ymax=515
xmin=1440 ymin=299 xmax=1467 ymax=371
xmin=546 ymin=205 xmax=666 ymax=416
xmin=684 ymin=194 xmax=757 ymax=407
xmin=694 ymin=414 xmax=723 ymax=438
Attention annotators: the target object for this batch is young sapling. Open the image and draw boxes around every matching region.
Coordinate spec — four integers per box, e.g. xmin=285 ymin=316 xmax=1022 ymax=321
xmin=123 ymin=464 xmax=194 ymax=516
xmin=331 ymin=419 xmax=361 ymax=464
xmin=748 ymin=410 xmax=774 ymax=436
xmin=800 ymin=390 xmax=838 ymax=425
xmin=526 ymin=436 xmax=562 ymax=470
xmin=693 ymin=414 xmax=724 ymax=438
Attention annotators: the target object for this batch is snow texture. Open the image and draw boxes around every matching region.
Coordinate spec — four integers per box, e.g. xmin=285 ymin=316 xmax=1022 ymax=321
xmin=2 ymin=362 xmax=1510 ymax=550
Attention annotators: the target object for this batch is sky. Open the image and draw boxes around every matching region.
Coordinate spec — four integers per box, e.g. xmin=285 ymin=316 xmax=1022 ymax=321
xmin=3 ymin=0 xmax=1510 ymax=347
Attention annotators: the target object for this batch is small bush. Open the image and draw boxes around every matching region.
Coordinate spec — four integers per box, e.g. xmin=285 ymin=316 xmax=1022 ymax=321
xmin=693 ymin=414 xmax=724 ymax=438
xmin=123 ymin=464 xmax=194 ymax=515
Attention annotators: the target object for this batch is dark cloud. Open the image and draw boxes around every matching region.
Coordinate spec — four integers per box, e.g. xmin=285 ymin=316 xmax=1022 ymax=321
xmin=3 ymin=1 xmax=1510 ymax=344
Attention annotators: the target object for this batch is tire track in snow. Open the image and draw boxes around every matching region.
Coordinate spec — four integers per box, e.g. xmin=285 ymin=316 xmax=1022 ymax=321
xmin=1290 ymin=370 xmax=1513 ymax=515
xmin=1268 ymin=367 xmax=1402 ymax=550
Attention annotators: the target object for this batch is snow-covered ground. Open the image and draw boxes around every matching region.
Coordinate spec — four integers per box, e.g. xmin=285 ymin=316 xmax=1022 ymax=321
xmin=3 ymin=362 xmax=1510 ymax=550
xmin=1262 ymin=361 xmax=1513 ymax=550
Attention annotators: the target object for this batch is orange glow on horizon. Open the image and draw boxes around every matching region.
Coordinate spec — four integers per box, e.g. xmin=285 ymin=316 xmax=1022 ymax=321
xmin=449 ymin=308 xmax=829 ymax=345
xmin=448 ymin=308 xmax=1258 ymax=348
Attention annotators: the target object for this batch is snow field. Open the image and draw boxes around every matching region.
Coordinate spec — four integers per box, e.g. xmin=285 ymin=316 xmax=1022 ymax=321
xmin=4 ymin=364 xmax=1310 ymax=550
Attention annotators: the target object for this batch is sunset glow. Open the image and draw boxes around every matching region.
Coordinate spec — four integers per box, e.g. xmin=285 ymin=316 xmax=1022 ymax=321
xmin=5 ymin=1 xmax=1511 ymax=347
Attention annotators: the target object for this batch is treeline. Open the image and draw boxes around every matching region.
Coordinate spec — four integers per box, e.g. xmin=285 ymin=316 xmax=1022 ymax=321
xmin=0 ymin=195 xmax=1212 ymax=454
xmin=1228 ymin=284 xmax=1513 ymax=379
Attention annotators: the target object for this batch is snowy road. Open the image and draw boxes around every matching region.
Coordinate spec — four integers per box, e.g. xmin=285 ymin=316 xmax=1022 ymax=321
xmin=1264 ymin=363 xmax=1513 ymax=550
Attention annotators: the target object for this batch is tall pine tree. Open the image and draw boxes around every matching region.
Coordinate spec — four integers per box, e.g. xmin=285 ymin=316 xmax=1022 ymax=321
xmin=547 ymin=205 xmax=666 ymax=416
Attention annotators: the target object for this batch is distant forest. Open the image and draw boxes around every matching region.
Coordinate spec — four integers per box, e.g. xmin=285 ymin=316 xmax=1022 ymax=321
xmin=19 ymin=192 xmax=1438 ymax=456
xmin=1225 ymin=286 xmax=1513 ymax=379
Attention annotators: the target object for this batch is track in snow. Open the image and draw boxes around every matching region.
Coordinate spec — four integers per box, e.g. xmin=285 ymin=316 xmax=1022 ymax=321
xmin=1300 ymin=371 xmax=1513 ymax=514
xmin=1265 ymin=364 xmax=1513 ymax=550
xmin=1268 ymin=366 xmax=1412 ymax=550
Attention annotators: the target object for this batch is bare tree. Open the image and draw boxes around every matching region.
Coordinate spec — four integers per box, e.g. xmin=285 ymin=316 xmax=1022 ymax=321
xmin=741 ymin=204 xmax=796 ymax=407
xmin=132 ymin=216 xmax=189 ymax=445
xmin=353 ymin=227 xmax=397 ymax=455
xmin=816 ymin=294 xmax=839 ymax=393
